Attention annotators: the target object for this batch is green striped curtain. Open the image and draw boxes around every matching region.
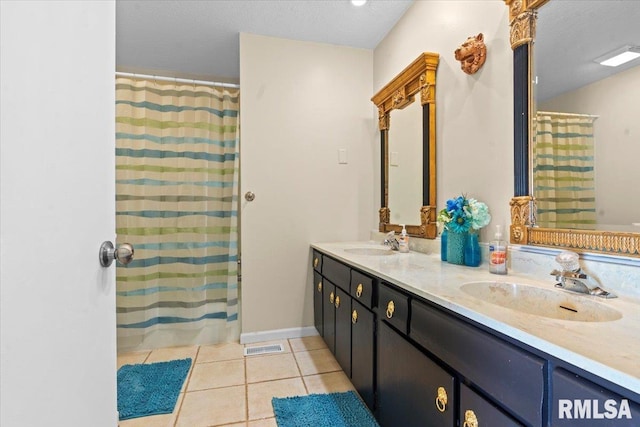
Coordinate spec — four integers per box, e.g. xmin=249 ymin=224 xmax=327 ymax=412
xmin=115 ymin=77 xmax=239 ymax=351
xmin=533 ymin=112 xmax=596 ymax=229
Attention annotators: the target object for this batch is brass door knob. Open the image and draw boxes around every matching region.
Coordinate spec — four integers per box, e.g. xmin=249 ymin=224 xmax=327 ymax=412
xmin=317 ymin=281 xmax=322 ymax=292
xmin=352 ymin=309 xmax=358 ymax=324
xmin=313 ymin=257 xmax=319 ymax=268
xmin=463 ymin=409 xmax=478 ymax=427
xmin=386 ymin=300 xmax=395 ymax=319
xmin=356 ymin=283 xmax=363 ymax=298
xmin=329 ymin=292 xmax=334 ymax=304
xmin=335 ymin=295 xmax=341 ymax=308
xmin=435 ymin=386 xmax=448 ymax=412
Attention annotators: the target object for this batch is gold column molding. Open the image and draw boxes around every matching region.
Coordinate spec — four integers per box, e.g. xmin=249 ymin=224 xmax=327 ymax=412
xmin=509 ymin=196 xmax=534 ymax=244
xmin=503 ymin=0 xmax=549 ymax=50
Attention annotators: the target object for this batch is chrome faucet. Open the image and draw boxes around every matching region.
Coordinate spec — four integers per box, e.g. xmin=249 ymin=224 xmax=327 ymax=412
xmin=550 ymin=251 xmax=616 ymax=298
xmin=383 ymin=231 xmax=400 ymax=251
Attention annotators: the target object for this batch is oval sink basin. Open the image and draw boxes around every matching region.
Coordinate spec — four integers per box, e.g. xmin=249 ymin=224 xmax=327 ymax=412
xmin=343 ymin=247 xmax=395 ymax=256
xmin=460 ymin=281 xmax=622 ymax=322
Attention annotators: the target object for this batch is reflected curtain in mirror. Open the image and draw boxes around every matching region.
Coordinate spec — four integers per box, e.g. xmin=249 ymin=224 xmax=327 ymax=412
xmin=533 ymin=112 xmax=596 ymax=229
xmin=115 ymin=77 xmax=239 ymax=351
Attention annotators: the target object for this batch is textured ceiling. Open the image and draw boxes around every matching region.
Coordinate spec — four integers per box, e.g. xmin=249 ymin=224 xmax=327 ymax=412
xmin=536 ymin=0 xmax=640 ymax=101
xmin=116 ymin=0 xmax=413 ymax=81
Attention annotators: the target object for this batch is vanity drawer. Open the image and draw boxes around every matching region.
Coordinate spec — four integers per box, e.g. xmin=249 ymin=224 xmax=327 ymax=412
xmin=322 ymin=256 xmax=350 ymax=291
xmin=312 ymin=250 xmax=323 ymax=272
xmin=350 ymin=270 xmax=374 ymax=309
xmin=410 ymin=299 xmax=544 ymax=427
xmin=378 ymin=282 xmax=409 ymax=334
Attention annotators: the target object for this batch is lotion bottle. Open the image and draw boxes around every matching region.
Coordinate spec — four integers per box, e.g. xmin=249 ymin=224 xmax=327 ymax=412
xmin=398 ymin=224 xmax=410 ymax=253
xmin=489 ymin=225 xmax=507 ymax=274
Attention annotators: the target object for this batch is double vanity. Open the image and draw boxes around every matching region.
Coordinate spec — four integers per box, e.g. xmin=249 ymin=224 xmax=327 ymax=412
xmin=311 ymin=242 xmax=640 ymax=426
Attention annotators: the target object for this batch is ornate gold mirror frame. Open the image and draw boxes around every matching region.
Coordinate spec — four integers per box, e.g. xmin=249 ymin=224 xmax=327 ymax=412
xmin=504 ymin=0 xmax=640 ymax=256
xmin=371 ymin=52 xmax=439 ymax=239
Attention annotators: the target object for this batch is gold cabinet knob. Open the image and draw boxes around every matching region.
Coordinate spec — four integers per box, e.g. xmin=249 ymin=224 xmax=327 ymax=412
xmin=335 ymin=295 xmax=341 ymax=308
xmin=352 ymin=309 xmax=358 ymax=324
xmin=386 ymin=300 xmax=395 ymax=319
xmin=463 ymin=409 xmax=478 ymax=427
xmin=329 ymin=292 xmax=334 ymax=304
xmin=356 ymin=283 xmax=363 ymax=298
xmin=317 ymin=281 xmax=322 ymax=292
xmin=313 ymin=257 xmax=319 ymax=268
xmin=435 ymin=386 xmax=448 ymax=412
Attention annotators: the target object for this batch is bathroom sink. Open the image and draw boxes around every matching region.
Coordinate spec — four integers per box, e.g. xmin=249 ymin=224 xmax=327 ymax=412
xmin=460 ymin=281 xmax=622 ymax=322
xmin=343 ymin=247 xmax=395 ymax=256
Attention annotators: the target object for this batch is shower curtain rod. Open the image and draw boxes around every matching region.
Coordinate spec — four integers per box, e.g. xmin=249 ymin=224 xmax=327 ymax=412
xmin=115 ymin=71 xmax=240 ymax=89
xmin=537 ymin=110 xmax=599 ymax=119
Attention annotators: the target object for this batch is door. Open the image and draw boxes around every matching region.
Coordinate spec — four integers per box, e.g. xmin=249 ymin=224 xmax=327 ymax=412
xmin=0 ymin=2 xmax=117 ymax=426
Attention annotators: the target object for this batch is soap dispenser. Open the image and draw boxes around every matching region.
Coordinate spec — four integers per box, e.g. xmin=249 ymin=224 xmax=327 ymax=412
xmin=489 ymin=225 xmax=507 ymax=274
xmin=398 ymin=224 xmax=410 ymax=253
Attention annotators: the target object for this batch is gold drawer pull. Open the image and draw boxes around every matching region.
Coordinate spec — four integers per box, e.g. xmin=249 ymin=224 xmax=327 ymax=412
xmin=313 ymin=257 xmax=319 ymax=268
xmin=352 ymin=309 xmax=358 ymax=324
xmin=463 ymin=409 xmax=478 ymax=427
xmin=386 ymin=301 xmax=395 ymax=319
xmin=329 ymin=292 xmax=334 ymax=304
xmin=435 ymin=386 xmax=448 ymax=412
xmin=356 ymin=283 xmax=363 ymax=298
xmin=335 ymin=295 xmax=341 ymax=308
xmin=317 ymin=281 xmax=322 ymax=292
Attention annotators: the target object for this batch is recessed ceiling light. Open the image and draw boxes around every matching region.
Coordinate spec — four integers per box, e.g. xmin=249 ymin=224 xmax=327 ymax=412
xmin=351 ymin=0 xmax=367 ymax=6
xmin=595 ymin=46 xmax=640 ymax=67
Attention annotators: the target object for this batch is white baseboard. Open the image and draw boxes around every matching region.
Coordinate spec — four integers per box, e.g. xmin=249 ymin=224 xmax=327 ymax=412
xmin=240 ymin=326 xmax=319 ymax=345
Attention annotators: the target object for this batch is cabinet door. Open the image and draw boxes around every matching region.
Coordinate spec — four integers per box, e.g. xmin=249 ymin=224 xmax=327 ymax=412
xmin=377 ymin=321 xmax=456 ymax=427
xmin=460 ymin=383 xmax=523 ymax=427
xmin=313 ymin=272 xmax=323 ymax=337
xmin=552 ymin=368 xmax=640 ymax=426
xmin=334 ymin=286 xmax=351 ymax=377
xmin=351 ymin=299 xmax=375 ymax=411
xmin=322 ymin=281 xmax=336 ymax=354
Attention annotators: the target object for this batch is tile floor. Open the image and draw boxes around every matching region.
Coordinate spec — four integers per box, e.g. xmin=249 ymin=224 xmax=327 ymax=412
xmin=117 ymin=335 xmax=356 ymax=427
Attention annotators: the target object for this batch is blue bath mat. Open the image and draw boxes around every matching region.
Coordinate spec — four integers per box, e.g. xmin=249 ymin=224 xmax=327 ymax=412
xmin=117 ymin=358 xmax=192 ymax=420
xmin=272 ymin=391 xmax=380 ymax=427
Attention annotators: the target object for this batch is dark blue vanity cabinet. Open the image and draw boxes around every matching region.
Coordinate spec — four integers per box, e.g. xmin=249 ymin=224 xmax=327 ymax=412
xmin=310 ymin=250 xmax=640 ymax=426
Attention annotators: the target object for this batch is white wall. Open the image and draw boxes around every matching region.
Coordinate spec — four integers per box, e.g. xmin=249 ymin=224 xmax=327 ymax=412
xmin=539 ymin=65 xmax=640 ymax=227
xmin=374 ymin=1 xmax=514 ymax=242
xmin=239 ymin=34 xmax=375 ymax=334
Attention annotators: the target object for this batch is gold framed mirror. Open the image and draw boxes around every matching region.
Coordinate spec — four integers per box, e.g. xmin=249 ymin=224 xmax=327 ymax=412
xmin=504 ymin=0 xmax=640 ymax=256
xmin=371 ymin=52 xmax=439 ymax=239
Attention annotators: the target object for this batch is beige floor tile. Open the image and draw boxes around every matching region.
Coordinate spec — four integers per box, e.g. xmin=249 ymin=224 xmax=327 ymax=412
xmin=248 ymin=418 xmax=277 ymax=427
xmin=293 ymin=348 xmax=341 ymax=376
xmin=145 ymin=345 xmax=199 ymax=363
xmin=246 ymin=353 xmax=300 ymax=383
xmin=303 ymin=371 xmax=356 ymax=394
xmin=247 ymin=378 xmax=307 ymax=420
xmin=187 ymin=359 xmax=245 ymax=391
xmin=117 ymin=351 xmax=150 ymax=369
xmin=197 ymin=341 xmax=245 ymax=363
xmin=289 ymin=335 xmax=326 ymax=353
xmin=176 ymin=386 xmax=246 ymax=427
xmin=245 ymin=339 xmax=291 ymax=354
xmin=118 ymin=393 xmax=183 ymax=427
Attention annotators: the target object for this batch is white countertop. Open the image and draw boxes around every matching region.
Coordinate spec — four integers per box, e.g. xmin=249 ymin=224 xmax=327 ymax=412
xmin=311 ymin=241 xmax=640 ymax=396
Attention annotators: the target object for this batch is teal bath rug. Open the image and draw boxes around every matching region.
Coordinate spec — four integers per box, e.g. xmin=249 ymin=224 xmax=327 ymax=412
xmin=117 ymin=358 xmax=192 ymax=420
xmin=272 ymin=391 xmax=380 ymax=427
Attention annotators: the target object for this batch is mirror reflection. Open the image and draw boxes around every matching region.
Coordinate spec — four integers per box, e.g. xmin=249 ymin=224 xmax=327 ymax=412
xmin=533 ymin=0 xmax=640 ymax=232
xmin=388 ymin=97 xmax=422 ymax=226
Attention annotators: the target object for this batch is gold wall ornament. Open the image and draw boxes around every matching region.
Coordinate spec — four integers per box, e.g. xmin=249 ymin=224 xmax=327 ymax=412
xmin=454 ymin=33 xmax=487 ymax=75
xmin=372 ymin=52 xmax=439 ymax=239
xmin=509 ymin=195 xmax=534 ymax=244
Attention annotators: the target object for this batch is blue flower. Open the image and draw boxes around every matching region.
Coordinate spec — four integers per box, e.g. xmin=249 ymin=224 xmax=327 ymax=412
xmin=439 ymin=194 xmax=491 ymax=233
xmin=449 ymin=210 xmax=471 ymax=233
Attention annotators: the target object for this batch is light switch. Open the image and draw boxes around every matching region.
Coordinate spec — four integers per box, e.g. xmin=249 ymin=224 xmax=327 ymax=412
xmin=338 ymin=148 xmax=348 ymax=164
xmin=390 ymin=151 xmax=399 ymax=166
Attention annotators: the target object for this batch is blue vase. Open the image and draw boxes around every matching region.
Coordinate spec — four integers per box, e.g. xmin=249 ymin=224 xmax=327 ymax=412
xmin=447 ymin=231 xmax=466 ymax=265
xmin=440 ymin=229 xmax=448 ymax=261
xmin=464 ymin=232 xmax=481 ymax=267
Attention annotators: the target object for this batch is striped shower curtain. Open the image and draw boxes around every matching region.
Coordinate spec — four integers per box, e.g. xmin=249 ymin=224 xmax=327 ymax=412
xmin=533 ymin=112 xmax=596 ymax=229
xmin=115 ymin=77 xmax=239 ymax=351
